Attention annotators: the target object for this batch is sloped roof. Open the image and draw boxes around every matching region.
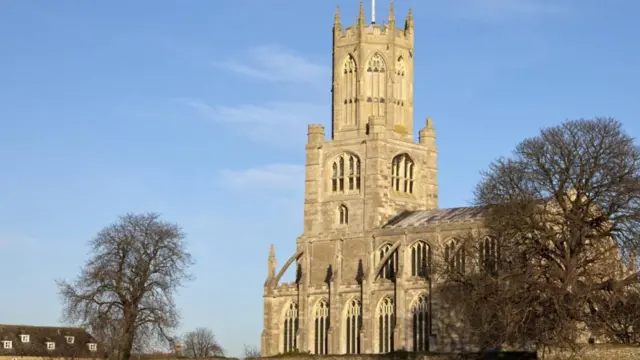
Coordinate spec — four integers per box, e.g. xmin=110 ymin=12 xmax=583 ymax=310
xmin=0 ymin=324 xmax=105 ymax=358
xmin=383 ymin=206 xmax=486 ymax=229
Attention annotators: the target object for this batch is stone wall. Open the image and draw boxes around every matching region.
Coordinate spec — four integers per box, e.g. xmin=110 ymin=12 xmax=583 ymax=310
xmin=258 ymin=345 xmax=640 ymax=360
xmin=539 ymin=344 xmax=640 ymax=360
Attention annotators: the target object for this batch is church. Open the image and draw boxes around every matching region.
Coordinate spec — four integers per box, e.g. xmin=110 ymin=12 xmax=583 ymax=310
xmin=261 ymin=2 xmax=491 ymax=355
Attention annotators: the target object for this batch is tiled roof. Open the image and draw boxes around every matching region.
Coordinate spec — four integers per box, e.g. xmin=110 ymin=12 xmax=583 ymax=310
xmin=0 ymin=324 xmax=105 ymax=358
xmin=383 ymin=206 xmax=486 ymax=228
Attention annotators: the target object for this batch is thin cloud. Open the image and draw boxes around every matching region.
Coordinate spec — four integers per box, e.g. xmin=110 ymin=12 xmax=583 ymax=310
xmin=211 ymin=45 xmax=329 ymax=84
xmin=0 ymin=233 xmax=38 ymax=250
xmin=218 ymin=164 xmax=304 ymax=191
xmin=179 ymin=98 xmax=328 ymax=147
xmin=434 ymin=0 xmax=572 ymax=22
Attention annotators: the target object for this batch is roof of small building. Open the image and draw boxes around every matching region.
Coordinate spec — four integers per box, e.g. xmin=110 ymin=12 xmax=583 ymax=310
xmin=383 ymin=206 xmax=486 ymax=228
xmin=0 ymin=324 xmax=105 ymax=358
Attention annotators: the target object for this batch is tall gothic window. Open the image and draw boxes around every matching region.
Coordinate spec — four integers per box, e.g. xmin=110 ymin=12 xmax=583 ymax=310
xmin=480 ymin=236 xmax=499 ymax=275
xmin=342 ymin=55 xmax=357 ymax=127
xmin=411 ymin=294 xmax=429 ymax=352
xmin=378 ymin=244 xmax=398 ymax=280
xmin=394 ymin=56 xmax=406 ymax=126
xmin=345 ymin=298 xmax=362 ymax=354
xmin=313 ymin=300 xmax=329 ymax=355
xmin=338 ymin=204 xmax=349 ymax=225
xmin=331 ymin=152 xmax=361 ymax=194
xmin=366 ymin=53 xmax=386 ymax=117
xmin=283 ymin=302 xmax=298 ymax=353
xmin=410 ymin=241 xmax=431 ymax=277
xmin=391 ymin=154 xmax=414 ymax=194
xmin=377 ymin=297 xmax=395 ymax=353
xmin=445 ymin=239 xmax=466 ymax=274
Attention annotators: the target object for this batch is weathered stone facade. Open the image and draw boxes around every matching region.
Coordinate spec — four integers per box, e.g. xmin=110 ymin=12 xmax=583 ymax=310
xmin=261 ymin=3 xmax=485 ymax=355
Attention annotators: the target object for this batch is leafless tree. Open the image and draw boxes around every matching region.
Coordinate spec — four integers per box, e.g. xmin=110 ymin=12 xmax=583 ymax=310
xmin=57 ymin=213 xmax=195 ymax=360
xmin=439 ymin=117 xmax=640 ymax=350
xmin=242 ymin=344 xmax=260 ymax=359
xmin=182 ymin=328 xmax=224 ymax=357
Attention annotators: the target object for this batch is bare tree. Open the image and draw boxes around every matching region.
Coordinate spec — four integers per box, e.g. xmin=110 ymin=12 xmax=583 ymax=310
xmin=440 ymin=118 xmax=640 ymax=350
xmin=57 ymin=213 xmax=195 ymax=360
xmin=242 ymin=345 xmax=260 ymax=359
xmin=182 ymin=328 xmax=224 ymax=357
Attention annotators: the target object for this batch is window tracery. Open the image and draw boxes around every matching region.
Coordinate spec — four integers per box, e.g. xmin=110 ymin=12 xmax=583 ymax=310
xmin=345 ymin=298 xmax=361 ymax=354
xmin=313 ymin=300 xmax=329 ymax=354
xmin=342 ymin=55 xmax=357 ymax=126
xmin=480 ymin=236 xmax=499 ymax=275
xmin=410 ymin=241 xmax=431 ymax=277
xmin=331 ymin=153 xmax=361 ymax=194
xmin=445 ymin=239 xmax=466 ymax=274
xmin=376 ymin=297 xmax=395 ymax=353
xmin=283 ymin=302 xmax=298 ymax=353
xmin=365 ymin=53 xmax=386 ymax=117
xmin=378 ymin=244 xmax=398 ymax=280
xmin=411 ymin=294 xmax=429 ymax=352
xmin=391 ymin=154 xmax=415 ymax=194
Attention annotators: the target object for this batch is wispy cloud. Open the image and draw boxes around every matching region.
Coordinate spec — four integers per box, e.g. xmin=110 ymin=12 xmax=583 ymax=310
xmin=212 ymin=45 xmax=329 ymax=84
xmin=179 ymin=98 xmax=328 ymax=147
xmin=218 ymin=164 xmax=304 ymax=191
xmin=435 ymin=0 xmax=572 ymax=22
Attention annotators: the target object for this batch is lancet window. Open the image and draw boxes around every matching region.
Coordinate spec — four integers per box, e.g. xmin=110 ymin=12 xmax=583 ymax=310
xmin=394 ymin=57 xmax=406 ymax=125
xmin=410 ymin=241 xmax=431 ymax=277
xmin=313 ymin=300 xmax=329 ymax=355
xmin=366 ymin=53 xmax=387 ymax=117
xmin=378 ymin=244 xmax=398 ymax=280
xmin=282 ymin=302 xmax=298 ymax=353
xmin=480 ymin=236 xmax=499 ymax=275
xmin=411 ymin=294 xmax=429 ymax=352
xmin=377 ymin=297 xmax=395 ymax=353
xmin=345 ymin=299 xmax=362 ymax=354
xmin=342 ymin=55 xmax=357 ymax=126
xmin=445 ymin=239 xmax=466 ymax=274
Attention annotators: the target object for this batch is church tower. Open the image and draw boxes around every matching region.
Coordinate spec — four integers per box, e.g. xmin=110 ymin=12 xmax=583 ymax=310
xmin=303 ymin=1 xmax=438 ymax=236
xmin=263 ymin=3 xmax=441 ymax=356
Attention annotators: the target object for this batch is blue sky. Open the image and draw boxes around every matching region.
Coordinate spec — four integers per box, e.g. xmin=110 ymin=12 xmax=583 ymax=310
xmin=0 ymin=0 xmax=638 ymax=357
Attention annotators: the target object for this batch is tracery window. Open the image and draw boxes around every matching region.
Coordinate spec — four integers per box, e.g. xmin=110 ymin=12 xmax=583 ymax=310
xmin=313 ymin=300 xmax=329 ymax=355
xmin=395 ymin=57 xmax=406 ymax=125
xmin=480 ymin=236 xmax=499 ymax=275
xmin=331 ymin=153 xmax=361 ymax=194
xmin=410 ymin=241 xmax=431 ymax=277
xmin=444 ymin=239 xmax=466 ymax=274
xmin=391 ymin=154 xmax=414 ymax=194
xmin=378 ymin=244 xmax=398 ymax=280
xmin=342 ymin=55 xmax=357 ymax=126
xmin=366 ymin=53 xmax=386 ymax=117
xmin=345 ymin=298 xmax=362 ymax=354
xmin=283 ymin=302 xmax=298 ymax=353
xmin=377 ymin=297 xmax=395 ymax=353
xmin=411 ymin=294 xmax=429 ymax=352
xmin=339 ymin=204 xmax=349 ymax=225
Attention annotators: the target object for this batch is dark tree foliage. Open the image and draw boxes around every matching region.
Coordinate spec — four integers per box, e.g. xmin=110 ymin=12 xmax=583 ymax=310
xmin=439 ymin=118 xmax=640 ymax=350
xmin=57 ymin=213 xmax=194 ymax=360
xmin=182 ymin=328 xmax=224 ymax=357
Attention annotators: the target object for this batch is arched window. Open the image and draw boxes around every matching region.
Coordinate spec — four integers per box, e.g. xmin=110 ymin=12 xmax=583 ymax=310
xmin=391 ymin=154 xmax=414 ymax=194
xmin=410 ymin=241 xmax=431 ymax=277
xmin=342 ymin=55 xmax=357 ymax=126
xmin=444 ymin=239 xmax=466 ymax=275
xmin=313 ymin=300 xmax=329 ymax=355
xmin=345 ymin=298 xmax=362 ymax=354
xmin=283 ymin=302 xmax=298 ymax=353
xmin=411 ymin=294 xmax=429 ymax=352
xmin=395 ymin=57 xmax=406 ymax=126
xmin=376 ymin=297 xmax=395 ymax=353
xmin=331 ymin=153 xmax=361 ymax=194
xmin=480 ymin=236 xmax=499 ymax=275
xmin=339 ymin=204 xmax=349 ymax=225
xmin=378 ymin=244 xmax=398 ymax=280
xmin=366 ymin=53 xmax=386 ymax=117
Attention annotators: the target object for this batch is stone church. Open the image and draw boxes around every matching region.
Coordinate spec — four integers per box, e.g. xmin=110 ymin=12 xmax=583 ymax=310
xmin=261 ymin=2 xmax=491 ymax=355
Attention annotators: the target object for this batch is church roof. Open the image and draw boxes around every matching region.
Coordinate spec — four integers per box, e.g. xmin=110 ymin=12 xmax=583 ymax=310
xmin=383 ymin=206 xmax=486 ymax=228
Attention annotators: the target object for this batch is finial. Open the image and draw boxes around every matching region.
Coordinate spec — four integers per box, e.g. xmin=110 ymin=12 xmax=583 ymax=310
xmin=389 ymin=0 xmax=395 ymax=23
xmin=334 ymin=5 xmax=341 ymax=25
xmin=371 ymin=0 xmax=376 ymax=24
xmin=269 ymin=244 xmax=275 ymax=257
xmin=358 ymin=0 xmax=365 ymax=26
